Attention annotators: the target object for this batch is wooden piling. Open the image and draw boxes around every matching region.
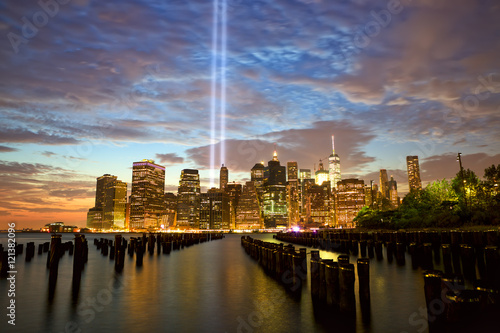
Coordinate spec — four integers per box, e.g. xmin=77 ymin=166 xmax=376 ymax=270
xmin=319 ymin=259 xmax=333 ymax=302
xmin=310 ymin=251 xmax=321 ymax=299
xmin=441 ymin=244 xmax=453 ymax=274
xmin=48 ymin=234 xmax=62 ymax=296
xmin=325 ymin=261 xmax=339 ymax=308
xmin=338 ymin=263 xmax=356 ymax=313
xmin=357 ymin=258 xmax=370 ymax=306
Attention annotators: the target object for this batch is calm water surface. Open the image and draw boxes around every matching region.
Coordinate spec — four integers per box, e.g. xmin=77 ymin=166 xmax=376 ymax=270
xmin=0 ymin=232 xmax=471 ymax=333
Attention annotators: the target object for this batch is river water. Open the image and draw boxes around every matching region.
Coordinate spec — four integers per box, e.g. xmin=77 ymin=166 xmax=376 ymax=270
xmin=0 ymin=233 xmax=493 ymax=333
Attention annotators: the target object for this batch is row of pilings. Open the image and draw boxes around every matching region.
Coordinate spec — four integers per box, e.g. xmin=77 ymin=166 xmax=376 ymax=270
xmin=276 ymin=229 xmax=500 ymax=327
xmin=93 ymin=232 xmax=224 ymax=267
xmin=275 ymin=230 xmax=500 ymax=290
xmin=1 ymin=232 xmax=224 ymax=300
xmin=240 ymin=236 xmax=370 ymax=315
xmin=423 ymin=269 xmax=500 ymax=328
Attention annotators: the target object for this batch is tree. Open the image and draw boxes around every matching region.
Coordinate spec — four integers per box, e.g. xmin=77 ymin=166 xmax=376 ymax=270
xmin=484 ymin=164 xmax=500 ymax=184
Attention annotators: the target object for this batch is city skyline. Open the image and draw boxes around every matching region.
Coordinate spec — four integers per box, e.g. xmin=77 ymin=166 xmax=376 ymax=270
xmin=1 ymin=0 xmax=499 ymax=228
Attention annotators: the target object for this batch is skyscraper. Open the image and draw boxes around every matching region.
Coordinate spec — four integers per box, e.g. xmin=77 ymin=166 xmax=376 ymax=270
xmin=406 ymin=156 xmax=422 ymax=192
xmin=226 ymin=182 xmax=242 ymax=229
xmin=95 ymin=174 xmax=117 ymax=210
xmin=286 ymin=161 xmax=300 ymax=226
xmin=199 ymin=188 xmax=230 ymax=230
xmin=335 ymin=178 xmax=365 ymax=228
xmin=130 ymin=160 xmax=165 ymax=229
xmin=299 ymin=169 xmax=312 ymax=180
xmin=379 ymin=169 xmax=389 ymax=199
xmin=305 ymin=182 xmax=333 ymax=227
xmin=262 ymin=149 xmax=288 ymax=228
xmin=163 ymin=193 xmax=177 ymax=228
xmin=315 ymin=160 xmax=329 ymax=186
xmin=235 ymin=181 xmax=262 ymax=229
xmin=387 ymin=175 xmax=399 ymax=208
xmin=87 ymin=174 xmax=127 ymax=229
xmin=287 ymin=161 xmax=298 ymax=183
xmin=329 ymin=135 xmax=341 ymax=189
xmin=177 ymin=169 xmax=201 ymax=229
xmin=220 ymin=164 xmax=228 ymax=190
xmin=251 ymin=162 xmax=265 ymax=202
xmin=103 ymin=180 xmax=127 ymax=229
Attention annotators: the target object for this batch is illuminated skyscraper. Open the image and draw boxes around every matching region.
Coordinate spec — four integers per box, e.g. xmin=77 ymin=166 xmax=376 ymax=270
xmin=87 ymin=174 xmax=127 ymax=229
xmin=287 ymin=162 xmax=298 ymax=183
xmin=379 ymin=169 xmax=389 ymax=199
xmin=130 ymin=160 xmax=165 ymax=229
xmin=388 ymin=175 xmax=399 ymax=208
xmin=315 ymin=160 xmax=329 ymax=186
xmin=226 ymin=182 xmax=242 ymax=229
xmin=163 ymin=193 xmax=177 ymax=228
xmin=262 ymin=149 xmax=288 ymax=228
xmin=103 ymin=180 xmax=127 ymax=229
xmin=305 ymin=182 xmax=333 ymax=227
xmin=299 ymin=178 xmax=315 ymax=224
xmin=220 ymin=164 xmax=228 ymax=190
xmin=335 ymin=178 xmax=365 ymax=228
xmin=199 ymin=188 xmax=230 ymax=230
xmin=329 ymin=135 xmax=341 ymax=189
xmin=406 ymin=156 xmax=422 ymax=192
xmin=235 ymin=181 xmax=262 ymax=229
xmin=177 ymin=169 xmax=200 ymax=229
xmin=299 ymin=169 xmax=312 ymax=180
xmin=251 ymin=162 xmax=265 ymax=202
xmin=95 ymin=174 xmax=117 ymax=209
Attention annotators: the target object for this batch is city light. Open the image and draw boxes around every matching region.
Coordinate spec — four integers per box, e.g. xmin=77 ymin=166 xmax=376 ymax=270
xmin=209 ymin=0 xmax=228 ymax=187
xmin=209 ymin=0 xmax=219 ymax=188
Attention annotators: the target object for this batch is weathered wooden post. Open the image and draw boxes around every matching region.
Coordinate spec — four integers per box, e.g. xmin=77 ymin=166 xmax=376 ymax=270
xmin=339 ymin=263 xmax=356 ymax=313
xmin=310 ymin=250 xmax=321 ymax=299
xmin=460 ymin=245 xmax=475 ymax=281
xmin=319 ymin=259 xmax=333 ymax=302
xmin=48 ymin=234 xmax=62 ymax=297
xmin=375 ymin=241 xmax=383 ymax=261
xmin=423 ymin=270 xmax=444 ymax=325
xmin=441 ymin=244 xmax=453 ymax=274
xmin=422 ymin=243 xmax=433 ymax=270
xmin=136 ymin=240 xmax=144 ymax=266
xmin=367 ymin=240 xmax=374 ymax=259
xmin=115 ymin=235 xmax=124 ymax=271
xmin=72 ymin=234 xmax=84 ymax=292
xmin=357 ymin=258 xmax=370 ymax=307
xmin=325 ymin=261 xmax=339 ymax=308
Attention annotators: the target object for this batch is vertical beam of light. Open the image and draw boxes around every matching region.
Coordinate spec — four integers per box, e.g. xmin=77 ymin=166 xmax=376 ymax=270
xmin=209 ymin=0 xmax=220 ymax=188
xmin=219 ymin=0 xmax=227 ymax=167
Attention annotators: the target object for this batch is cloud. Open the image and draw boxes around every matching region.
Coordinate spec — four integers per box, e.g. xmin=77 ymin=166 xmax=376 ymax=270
xmin=0 ymin=145 xmax=18 ymax=152
xmin=41 ymin=151 xmax=57 ymax=157
xmin=186 ymin=120 xmax=376 ymax=175
xmin=0 ymin=128 xmax=80 ymax=145
xmin=0 ymin=161 xmax=67 ymax=175
xmin=421 ymin=152 xmax=500 ymax=181
xmin=156 ymin=153 xmax=184 ymax=165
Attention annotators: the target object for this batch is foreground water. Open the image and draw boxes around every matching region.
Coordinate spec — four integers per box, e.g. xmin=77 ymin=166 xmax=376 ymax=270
xmin=0 ymin=232 xmax=492 ymax=332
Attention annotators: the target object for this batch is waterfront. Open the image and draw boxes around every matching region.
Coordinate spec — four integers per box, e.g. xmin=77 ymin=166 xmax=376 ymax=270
xmin=0 ymin=233 xmax=495 ymax=333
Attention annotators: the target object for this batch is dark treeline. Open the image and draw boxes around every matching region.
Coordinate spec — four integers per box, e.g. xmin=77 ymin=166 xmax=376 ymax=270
xmin=355 ymin=164 xmax=500 ymax=229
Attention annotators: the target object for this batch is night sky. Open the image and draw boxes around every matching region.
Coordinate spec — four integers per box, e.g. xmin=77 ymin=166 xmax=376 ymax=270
xmin=1 ymin=0 xmax=499 ymax=228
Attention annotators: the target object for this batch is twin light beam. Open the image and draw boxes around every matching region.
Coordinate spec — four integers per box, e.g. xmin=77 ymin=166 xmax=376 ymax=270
xmin=209 ymin=0 xmax=228 ymax=188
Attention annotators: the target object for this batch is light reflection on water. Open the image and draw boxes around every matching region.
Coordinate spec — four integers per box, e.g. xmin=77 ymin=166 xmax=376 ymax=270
xmin=0 ymin=233 xmax=435 ymax=333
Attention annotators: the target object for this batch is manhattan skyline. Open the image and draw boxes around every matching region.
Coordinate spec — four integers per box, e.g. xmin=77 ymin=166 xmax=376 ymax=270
xmin=1 ymin=0 xmax=499 ymax=228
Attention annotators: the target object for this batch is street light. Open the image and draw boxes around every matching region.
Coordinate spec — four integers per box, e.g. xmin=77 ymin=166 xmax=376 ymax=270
xmin=457 ymin=153 xmax=467 ymax=209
